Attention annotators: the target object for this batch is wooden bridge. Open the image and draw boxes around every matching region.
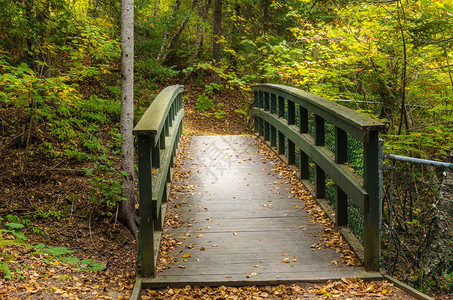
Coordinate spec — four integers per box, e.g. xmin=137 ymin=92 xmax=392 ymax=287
xmin=131 ymin=84 xmax=385 ymax=297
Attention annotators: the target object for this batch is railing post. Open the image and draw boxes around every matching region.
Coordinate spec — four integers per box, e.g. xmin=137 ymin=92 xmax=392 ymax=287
xmin=363 ymin=130 xmax=380 ymax=271
xmin=264 ymin=92 xmax=270 ymax=111
xmin=288 ymin=101 xmax=295 ymax=125
xmin=137 ymin=135 xmax=155 ymax=277
xmin=254 ymin=91 xmax=259 ymax=133
xmin=299 ymin=105 xmax=309 ymax=180
xmin=277 ymin=96 xmax=285 ymax=153
xmin=278 ymin=96 xmax=285 ymax=119
xmin=300 ymin=150 xmax=309 ymax=180
xmin=288 ymin=139 xmax=295 ymax=165
xmin=270 ymin=126 xmax=277 ymax=147
xmin=315 ymin=115 xmax=325 ymax=199
xmin=259 ymin=91 xmax=264 ymax=109
xmin=253 ymin=91 xmax=258 ymax=108
xmin=299 ymin=106 xmax=308 ymax=134
xmin=264 ymin=121 xmax=270 ymax=141
xmin=270 ymin=93 xmax=277 ymax=114
xmin=152 ymin=140 xmax=160 ymax=168
xmin=335 ymin=127 xmax=348 ymax=227
xmin=278 ymin=131 xmax=285 ymax=155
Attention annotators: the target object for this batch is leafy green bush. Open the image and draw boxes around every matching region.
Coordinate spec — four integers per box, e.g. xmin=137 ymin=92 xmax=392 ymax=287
xmin=195 ymin=93 xmax=213 ymax=112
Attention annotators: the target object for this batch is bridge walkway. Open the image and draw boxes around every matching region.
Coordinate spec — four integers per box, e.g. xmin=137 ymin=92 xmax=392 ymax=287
xmin=143 ymin=135 xmax=380 ymax=287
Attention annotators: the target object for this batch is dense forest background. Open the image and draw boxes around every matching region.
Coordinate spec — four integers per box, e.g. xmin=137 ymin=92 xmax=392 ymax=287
xmin=0 ymin=0 xmax=452 ymax=297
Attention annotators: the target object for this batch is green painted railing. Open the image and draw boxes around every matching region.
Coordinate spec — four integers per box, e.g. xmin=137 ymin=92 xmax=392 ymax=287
xmin=133 ymin=85 xmax=184 ymax=277
xmin=252 ymin=84 xmax=385 ymax=271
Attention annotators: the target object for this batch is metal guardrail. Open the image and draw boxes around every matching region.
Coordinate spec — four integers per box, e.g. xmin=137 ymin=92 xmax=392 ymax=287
xmin=133 ymin=85 xmax=184 ymax=277
xmin=252 ymin=84 xmax=385 ymax=271
xmin=381 ymin=154 xmax=453 ymax=295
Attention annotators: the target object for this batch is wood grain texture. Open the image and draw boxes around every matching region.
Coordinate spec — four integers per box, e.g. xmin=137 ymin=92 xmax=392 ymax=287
xmin=144 ymin=136 xmax=381 ymax=287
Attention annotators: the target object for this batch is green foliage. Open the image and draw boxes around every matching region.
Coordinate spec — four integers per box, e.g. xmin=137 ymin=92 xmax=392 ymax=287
xmin=0 ymin=262 xmax=11 ymax=279
xmin=136 ymin=58 xmax=179 ymax=80
xmin=83 ymin=154 xmax=126 ymax=208
xmin=34 ymin=244 xmax=105 ymax=272
xmin=214 ymin=109 xmax=226 ymax=119
xmin=2 ymin=223 xmax=27 ymax=240
xmin=195 ymin=93 xmax=214 ymax=112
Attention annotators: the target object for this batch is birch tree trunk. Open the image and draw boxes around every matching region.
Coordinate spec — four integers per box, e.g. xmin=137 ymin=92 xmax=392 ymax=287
xmin=156 ymin=0 xmax=182 ymax=63
xmin=424 ymin=149 xmax=453 ymax=281
xmin=120 ymin=0 xmax=138 ymax=238
xmin=157 ymin=0 xmax=200 ymax=65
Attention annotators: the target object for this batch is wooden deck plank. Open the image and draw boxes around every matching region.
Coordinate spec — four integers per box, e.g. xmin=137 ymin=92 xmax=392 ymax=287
xmin=145 ymin=135 xmax=380 ymax=287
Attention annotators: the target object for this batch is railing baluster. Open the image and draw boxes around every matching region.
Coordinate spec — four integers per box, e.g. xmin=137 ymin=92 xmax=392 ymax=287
xmin=259 ymin=91 xmax=264 ymax=109
xmin=270 ymin=93 xmax=277 ymax=114
xmin=288 ymin=101 xmax=295 ymax=125
xmin=264 ymin=92 xmax=270 ymax=111
xmin=164 ymin=117 xmax=169 ymax=137
xmin=314 ymin=115 xmax=325 ymax=199
xmin=300 ymin=106 xmax=308 ymax=133
xmin=300 ymin=150 xmax=309 ymax=180
xmin=335 ymin=126 xmax=348 ymax=227
xmin=288 ymin=139 xmax=295 ymax=165
xmin=278 ymin=131 xmax=285 ymax=155
xmin=152 ymin=140 xmax=161 ymax=168
xmin=264 ymin=121 xmax=270 ymax=141
xmin=160 ymin=131 xmax=166 ymax=150
xmin=278 ymin=96 xmax=285 ymax=119
xmin=315 ymin=115 xmax=325 ymax=146
xmin=270 ymin=126 xmax=277 ymax=147
xmin=315 ymin=166 xmax=325 ymax=199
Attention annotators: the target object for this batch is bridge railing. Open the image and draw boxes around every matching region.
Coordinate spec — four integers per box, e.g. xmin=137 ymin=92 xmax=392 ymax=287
xmin=133 ymin=85 xmax=184 ymax=277
xmin=252 ymin=84 xmax=385 ymax=271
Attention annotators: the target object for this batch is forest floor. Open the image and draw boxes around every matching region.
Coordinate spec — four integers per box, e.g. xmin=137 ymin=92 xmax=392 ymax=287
xmin=0 ymin=78 xmax=424 ymax=299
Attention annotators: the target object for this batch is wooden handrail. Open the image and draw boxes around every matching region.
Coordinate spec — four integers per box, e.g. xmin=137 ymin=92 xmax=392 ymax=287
xmin=134 ymin=85 xmax=184 ymax=143
xmin=252 ymin=84 xmax=385 ymax=142
xmin=133 ymin=85 xmax=184 ymax=277
xmin=252 ymin=84 xmax=384 ymax=271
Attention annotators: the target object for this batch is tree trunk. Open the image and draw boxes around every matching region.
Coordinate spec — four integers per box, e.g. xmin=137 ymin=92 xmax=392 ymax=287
xmin=156 ymin=0 xmax=182 ymax=62
xmin=158 ymin=16 xmax=190 ymax=65
xmin=157 ymin=0 xmax=200 ymax=65
xmin=263 ymin=0 xmax=270 ymax=33
xmin=181 ymin=0 xmax=211 ymax=84
xmin=152 ymin=0 xmax=160 ymax=16
xmin=423 ymin=149 xmax=453 ymax=281
xmin=120 ymin=0 xmax=138 ymax=239
xmin=211 ymin=0 xmax=222 ymax=85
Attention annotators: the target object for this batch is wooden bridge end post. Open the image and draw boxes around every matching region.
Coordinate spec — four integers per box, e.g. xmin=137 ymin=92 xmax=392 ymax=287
xmin=137 ymin=134 xmax=155 ymax=277
xmin=253 ymin=91 xmax=259 ymax=133
xmin=363 ymin=130 xmax=380 ymax=271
